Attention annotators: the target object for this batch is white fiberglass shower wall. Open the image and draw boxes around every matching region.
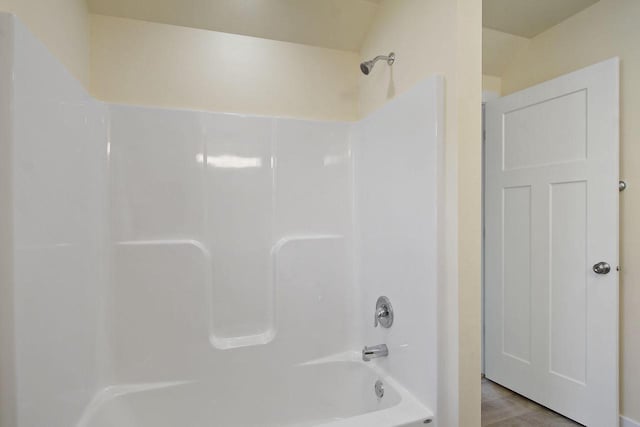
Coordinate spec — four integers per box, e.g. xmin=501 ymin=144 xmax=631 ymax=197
xmin=0 ymin=14 xmax=443 ymax=427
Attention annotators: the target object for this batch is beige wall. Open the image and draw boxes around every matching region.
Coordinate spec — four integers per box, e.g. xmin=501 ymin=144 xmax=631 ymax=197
xmin=87 ymin=0 xmax=379 ymax=52
xmin=482 ymin=27 xmax=529 ymax=77
xmin=482 ymin=75 xmax=502 ymax=95
xmin=90 ymin=15 xmax=360 ymax=121
xmin=0 ymin=0 xmax=89 ymax=85
xmin=360 ymin=0 xmax=482 ymax=425
xmin=500 ymin=0 xmax=640 ymax=421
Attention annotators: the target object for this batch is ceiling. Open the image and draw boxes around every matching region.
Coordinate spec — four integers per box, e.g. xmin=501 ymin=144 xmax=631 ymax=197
xmin=87 ymin=0 xmax=381 ymax=52
xmin=483 ymin=0 xmax=599 ymax=38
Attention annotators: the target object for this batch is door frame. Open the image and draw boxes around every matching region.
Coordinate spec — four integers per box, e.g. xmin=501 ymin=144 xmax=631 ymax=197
xmin=481 ymin=89 xmax=499 ymax=376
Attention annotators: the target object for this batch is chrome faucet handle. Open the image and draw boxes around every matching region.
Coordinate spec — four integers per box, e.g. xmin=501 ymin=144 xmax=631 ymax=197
xmin=374 ymin=306 xmax=388 ymax=327
xmin=374 ymin=296 xmax=393 ymax=328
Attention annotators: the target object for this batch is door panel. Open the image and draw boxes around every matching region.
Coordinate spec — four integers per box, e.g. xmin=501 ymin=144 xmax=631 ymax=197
xmin=484 ymin=58 xmax=619 ymax=426
xmin=503 ymin=90 xmax=587 ymax=170
xmin=549 ymin=181 xmax=587 ymax=385
xmin=502 ymin=185 xmax=532 ymax=364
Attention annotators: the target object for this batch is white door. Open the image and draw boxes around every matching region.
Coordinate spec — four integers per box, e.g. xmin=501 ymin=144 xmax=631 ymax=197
xmin=484 ymin=58 xmax=619 ymax=426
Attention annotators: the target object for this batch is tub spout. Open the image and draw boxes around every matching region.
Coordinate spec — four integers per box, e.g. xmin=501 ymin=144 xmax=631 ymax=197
xmin=362 ymin=344 xmax=388 ymax=361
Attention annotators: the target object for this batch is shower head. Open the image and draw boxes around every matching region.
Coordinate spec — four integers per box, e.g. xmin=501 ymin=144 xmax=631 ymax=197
xmin=360 ymin=52 xmax=395 ymax=75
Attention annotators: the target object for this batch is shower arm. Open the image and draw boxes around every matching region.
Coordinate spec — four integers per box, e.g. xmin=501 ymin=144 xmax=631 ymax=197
xmin=371 ymin=54 xmax=395 ymax=66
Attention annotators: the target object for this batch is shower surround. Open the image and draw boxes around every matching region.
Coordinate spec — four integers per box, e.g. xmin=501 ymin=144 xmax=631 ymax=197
xmin=0 ymin=14 xmax=443 ymax=427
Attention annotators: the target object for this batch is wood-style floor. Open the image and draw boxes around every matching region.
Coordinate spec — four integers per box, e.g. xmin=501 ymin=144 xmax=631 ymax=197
xmin=481 ymin=378 xmax=583 ymax=426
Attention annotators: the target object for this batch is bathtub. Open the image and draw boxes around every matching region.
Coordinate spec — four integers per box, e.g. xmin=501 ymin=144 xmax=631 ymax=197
xmin=77 ymin=356 xmax=433 ymax=427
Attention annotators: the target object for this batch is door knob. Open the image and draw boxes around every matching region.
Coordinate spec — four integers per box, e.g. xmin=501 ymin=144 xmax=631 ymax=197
xmin=593 ymin=262 xmax=611 ymax=275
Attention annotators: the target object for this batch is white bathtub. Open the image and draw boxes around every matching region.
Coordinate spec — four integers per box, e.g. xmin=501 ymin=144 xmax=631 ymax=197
xmin=78 ymin=357 xmax=433 ymax=427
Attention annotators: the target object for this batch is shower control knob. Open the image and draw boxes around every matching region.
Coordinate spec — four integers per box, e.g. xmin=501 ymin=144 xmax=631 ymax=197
xmin=593 ymin=262 xmax=611 ymax=275
xmin=374 ymin=296 xmax=394 ymax=328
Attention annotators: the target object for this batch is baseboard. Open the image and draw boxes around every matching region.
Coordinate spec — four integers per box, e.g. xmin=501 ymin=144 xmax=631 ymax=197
xmin=621 ymin=415 xmax=640 ymax=427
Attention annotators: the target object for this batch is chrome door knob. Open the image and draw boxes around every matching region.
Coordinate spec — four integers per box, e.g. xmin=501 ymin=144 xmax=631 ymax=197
xmin=593 ymin=262 xmax=611 ymax=275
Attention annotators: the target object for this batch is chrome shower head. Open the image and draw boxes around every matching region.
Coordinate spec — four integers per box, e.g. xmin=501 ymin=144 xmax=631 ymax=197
xmin=360 ymin=52 xmax=395 ymax=75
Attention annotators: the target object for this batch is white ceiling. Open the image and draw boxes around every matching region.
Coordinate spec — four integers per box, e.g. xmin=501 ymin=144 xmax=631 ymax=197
xmin=87 ymin=0 xmax=380 ymax=52
xmin=483 ymin=0 xmax=599 ymax=38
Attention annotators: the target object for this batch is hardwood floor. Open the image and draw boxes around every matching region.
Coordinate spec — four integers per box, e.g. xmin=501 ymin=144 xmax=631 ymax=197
xmin=481 ymin=378 xmax=583 ymax=426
